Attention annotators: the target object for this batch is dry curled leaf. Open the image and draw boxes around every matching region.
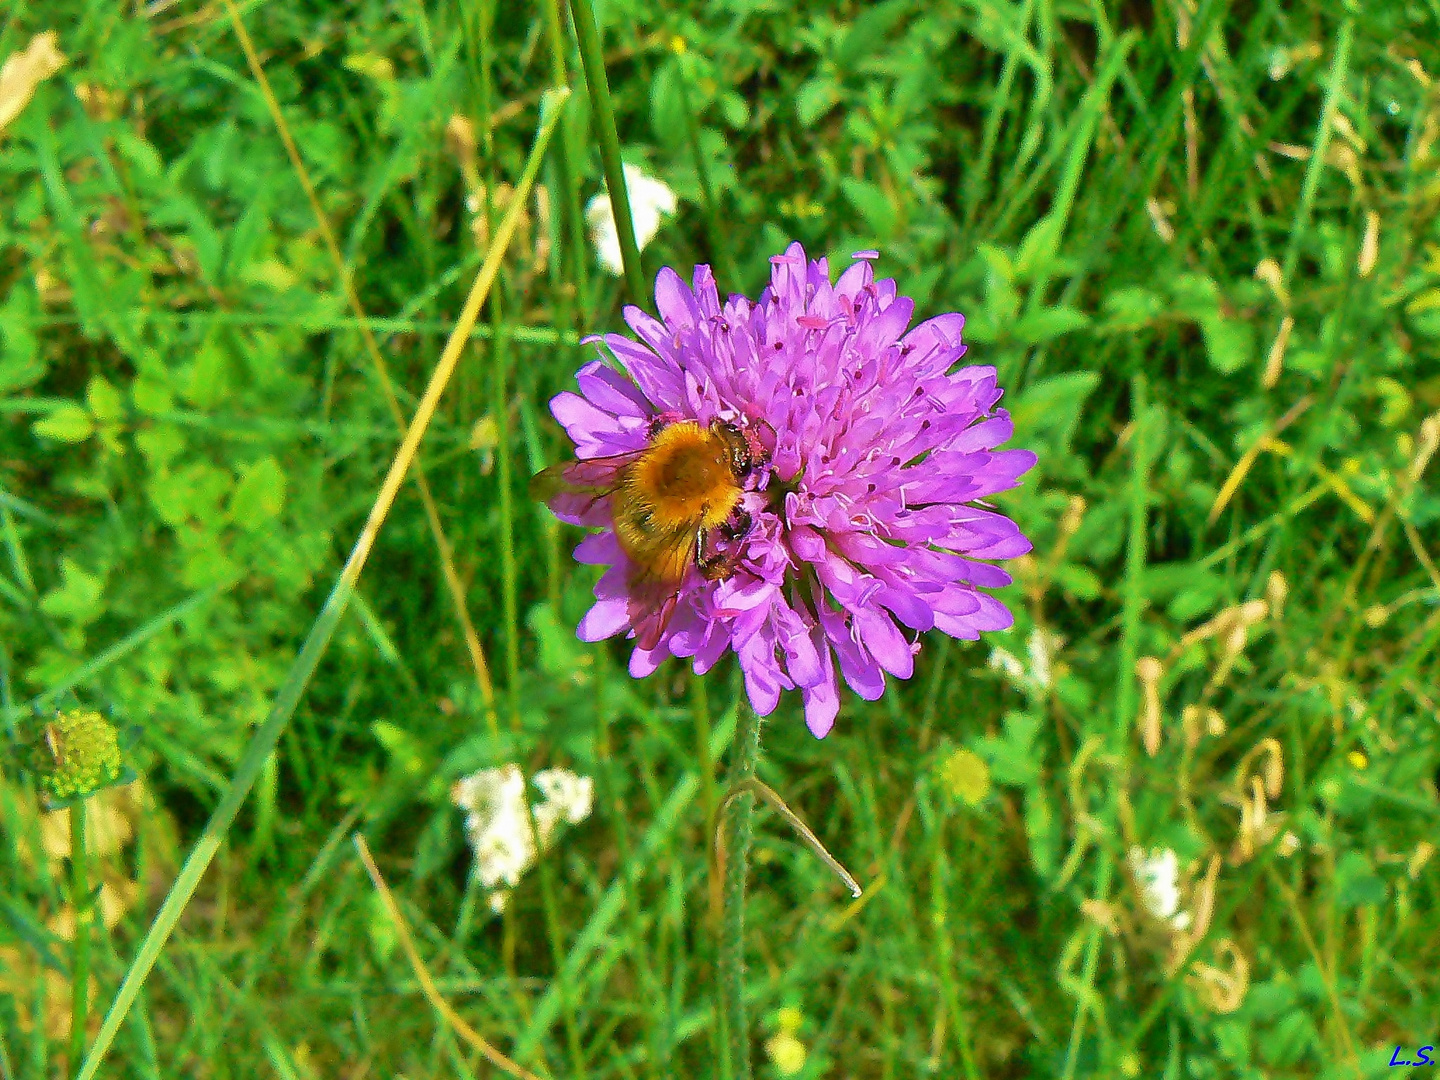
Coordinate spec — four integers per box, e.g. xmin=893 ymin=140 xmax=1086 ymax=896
xmin=0 ymin=31 xmax=66 ymax=135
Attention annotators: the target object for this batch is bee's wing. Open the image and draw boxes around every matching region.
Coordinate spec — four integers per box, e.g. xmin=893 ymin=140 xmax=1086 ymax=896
xmin=530 ymin=449 xmax=644 ymax=521
xmin=623 ymin=524 xmax=699 ymax=651
xmin=529 ymin=451 xmax=641 ymax=499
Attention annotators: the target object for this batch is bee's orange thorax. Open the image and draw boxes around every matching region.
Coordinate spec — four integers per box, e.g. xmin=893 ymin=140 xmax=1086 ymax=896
xmin=623 ymin=421 xmax=742 ymax=533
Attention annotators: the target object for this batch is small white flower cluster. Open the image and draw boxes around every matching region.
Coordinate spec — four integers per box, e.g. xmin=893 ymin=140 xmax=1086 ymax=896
xmin=452 ymin=765 xmax=594 ymax=913
xmin=1128 ymin=847 xmax=1192 ymax=931
xmin=585 ymin=163 xmax=677 ymax=276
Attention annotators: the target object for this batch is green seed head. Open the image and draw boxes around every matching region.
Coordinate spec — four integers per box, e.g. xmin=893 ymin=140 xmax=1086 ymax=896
xmin=26 ymin=708 xmax=124 ymax=804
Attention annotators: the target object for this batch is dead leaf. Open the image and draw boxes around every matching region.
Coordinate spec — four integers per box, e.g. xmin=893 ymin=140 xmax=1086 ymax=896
xmin=0 ymin=31 xmax=66 ymax=135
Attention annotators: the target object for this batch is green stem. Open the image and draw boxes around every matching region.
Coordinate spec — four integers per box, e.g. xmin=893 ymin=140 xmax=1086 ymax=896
xmin=567 ymin=0 xmax=648 ymax=307
xmin=70 ymin=804 xmax=91 ymax=1072
xmin=720 ymin=701 xmax=760 ymax=1080
xmin=675 ymin=49 xmax=739 ymax=290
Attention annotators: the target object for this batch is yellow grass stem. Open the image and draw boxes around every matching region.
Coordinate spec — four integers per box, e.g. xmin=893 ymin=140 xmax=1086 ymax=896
xmin=73 ymin=87 xmax=571 ymax=1080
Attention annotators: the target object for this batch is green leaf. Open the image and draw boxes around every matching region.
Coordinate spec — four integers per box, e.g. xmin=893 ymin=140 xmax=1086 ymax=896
xmin=86 ymin=375 xmax=126 ymax=423
xmin=372 ymin=720 xmax=427 ymax=777
xmin=1014 ymin=213 xmax=1063 ymax=278
xmin=1258 ymin=1012 xmax=1319 ymax=1068
xmin=33 ymin=403 xmax=94 ymax=443
xmin=229 ymin=456 xmax=287 ymax=529
xmin=131 ymin=375 xmax=175 ymax=416
xmin=112 ymin=128 xmax=164 ymax=180
xmin=649 ymin=57 xmax=686 ymax=147
xmin=1011 ymin=305 xmax=1090 ymax=345
xmin=974 ymin=710 xmax=1043 ymax=787
xmin=184 ymin=340 xmax=231 ymax=409
xmin=0 ymin=288 xmax=44 ymax=392
xmin=1334 ymin=850 xmax=1386 ymax=909
xmin=839 ymin=177 xmax=897 ymax=240
xmin=1168 ymin=273 xmax=1220 ymax=319
xmin=719 ymin=91 xmax=750 ymax=130
xmin=795 ymin=77 xmax=840 ymax=127
xmin=1200 ymin=313 xmax=1256 ymax=373
xmin=135 ymin=424 xmax=185 ymax=472
xmin=1101 ymin=286 xmax=1163 ymax=330
xmin=1010 ymin=372 xmax=1099 ymax=455
xmin=834 ymin=0 xmax=910 ymax=66
xmin=39 ymin=557 xmax=105 ymax=625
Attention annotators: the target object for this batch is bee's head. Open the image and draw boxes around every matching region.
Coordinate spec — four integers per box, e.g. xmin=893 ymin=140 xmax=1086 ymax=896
xmin=710 ymin=418 xmax=772 ymax=485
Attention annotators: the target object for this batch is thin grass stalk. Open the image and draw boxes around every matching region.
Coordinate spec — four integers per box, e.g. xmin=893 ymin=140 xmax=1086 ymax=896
xmin=1280 ymin=19 xmax=1353 ymax=287
xmin=218 ymin=0 xmax=502 ymax=738
xmin=541 ymin=0 xmax=590 ymax=317
xmin=6 ymin=588 xmax=220 ymax=726
xmin=674 ymin=46 xmax=739 ymax=290
xmin=354 ymin=836 xmax=544 ymax=1080
xmin=72 ymin=89 xmax=570 ymax=1080
xmin=69 ymin=805 xmax=90 ymax=1072
xmin=720 ymin=701 xmax=761 ymax=1080
xmin=1061 ymin=373 xmax=1151 ymax=1080
xmin=567 ymin=0 xmax=647 ymax=306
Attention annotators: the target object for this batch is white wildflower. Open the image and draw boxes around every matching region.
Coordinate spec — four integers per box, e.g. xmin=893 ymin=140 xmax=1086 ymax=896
xmin=452 ymin=764 xmax=594 ymax=913
xmin=1129 ymin=846 xmax=1192 ymax=931
xmin=1026 ymin=628 xmax=1056 ymax=691
xmin=585 ymin=163 xmax=677 ymax=276
xmin=990 ymin=628 xmax=1061 ymax=695
xmin=532 ymin=767 xmax=595 ymax=843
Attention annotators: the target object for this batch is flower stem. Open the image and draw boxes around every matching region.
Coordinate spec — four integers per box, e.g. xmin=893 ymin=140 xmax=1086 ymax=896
xmin=720 ymin=701 xmax=760 ymax=1080
xmin=70 ymin=804 xmax=91 ymax=1071
xmin=566 ymin=0 xmax=648 ymax=307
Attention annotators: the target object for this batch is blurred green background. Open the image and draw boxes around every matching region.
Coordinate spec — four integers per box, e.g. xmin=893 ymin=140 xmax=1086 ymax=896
xmin=2 ymin=0 xmax=1438 ymax=1076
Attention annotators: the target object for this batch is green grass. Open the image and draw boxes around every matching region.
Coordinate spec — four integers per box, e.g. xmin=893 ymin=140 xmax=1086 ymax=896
xmin=2 ymin=0 xmax=1439 ymax=1077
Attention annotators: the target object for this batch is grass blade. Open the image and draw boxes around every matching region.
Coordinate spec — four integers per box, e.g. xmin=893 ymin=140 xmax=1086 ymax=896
xmin=73 ymin=87 xmax=571 ymax=1080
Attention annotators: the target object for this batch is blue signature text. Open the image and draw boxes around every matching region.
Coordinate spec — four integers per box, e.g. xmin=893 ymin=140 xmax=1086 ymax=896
xmin=1391 ymin=1047 xmax=1436 ymax=1068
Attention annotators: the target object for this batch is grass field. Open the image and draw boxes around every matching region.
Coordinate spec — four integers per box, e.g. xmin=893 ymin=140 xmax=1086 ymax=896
xmin=2 ymin=0 xmax=1439 ymax=1077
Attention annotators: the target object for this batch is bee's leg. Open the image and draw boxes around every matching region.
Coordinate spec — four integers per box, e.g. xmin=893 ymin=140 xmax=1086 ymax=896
xmin=697 ymin=509 xmax=754 ymax=582
xmin=720 ymin=507 xmax=753 ymax=542
xmin=696 ymin=527 xmax=742 ymax=581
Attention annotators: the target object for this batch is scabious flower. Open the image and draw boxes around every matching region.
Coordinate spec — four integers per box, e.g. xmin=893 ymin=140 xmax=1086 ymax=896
xmin=585 ymin=163 xmax=677 ymax=276
xmin=545 ymin=242 xmax=1036 ymax=737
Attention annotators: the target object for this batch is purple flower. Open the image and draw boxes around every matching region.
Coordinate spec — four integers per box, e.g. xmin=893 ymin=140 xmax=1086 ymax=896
xmin=544 ymin=242 xmax=1036 ymax=738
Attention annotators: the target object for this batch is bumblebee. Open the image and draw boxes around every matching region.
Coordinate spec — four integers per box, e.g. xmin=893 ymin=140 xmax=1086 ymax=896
xmin=532 ymin=415 xmax=769 ymax=645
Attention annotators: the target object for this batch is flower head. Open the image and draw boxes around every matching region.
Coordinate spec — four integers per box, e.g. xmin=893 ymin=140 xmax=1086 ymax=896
xmin=22 ymin=707 xmax=125 ymax=806
xmin=544 ymin=243 xmax=1036 ymax=737
xmin=585 ymin=163 xmax=677 ymax=276
xmin=1129 ymin=846 xmax=1192 ymax=931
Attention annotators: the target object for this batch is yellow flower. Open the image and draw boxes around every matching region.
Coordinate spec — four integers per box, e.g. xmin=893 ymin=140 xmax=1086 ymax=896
xmin=764 ymin=1032 xmax=807 ymax=1076
xmin=939 ymin=747 xmax=992 ymax=806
